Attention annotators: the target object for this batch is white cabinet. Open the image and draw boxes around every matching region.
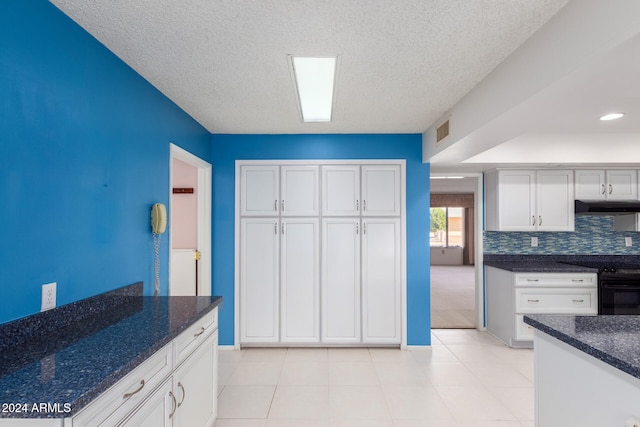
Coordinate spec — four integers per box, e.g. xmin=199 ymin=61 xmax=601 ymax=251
xmin=484 ymin=169 xmax=574 ymax=231
xmin=239 ymin=161 xmax=404 ymax=346
xmin=240 ymin=165 xmax=319 ymax=216
xmin=322 ymin=165 xmax=401 ymax=217
xmin=240 ymin=165 xmax=280 ymax=216
xmin=119 ymin=380 xmax=172 ymax=427
xmin=322 ymin=166 xmax=360 ymax=216
xmin=361 ymin=165 xmax=401 ymax=216
xmin=575 ymin=169 xmax=638 ymax=200
xmin=281 ymin=219 xmax=320 ymax=343
xmin=73 ymin=308 xmax=219 ymax=427
xmin=322 ymin=219 xmax=361 ymax=343
xmin=362 ymin=218 xmax=401 ymax=344
xmin=485 ymin=267 xmax=596 ymax=347
xmin=240 ymin=218 xmax=320 ymax=345
xmin=240 ymin=219 xmax=280 ymax=343
xmin=281 ymin=166 xmax=319 ymax=216
xmin=171 ymin=330 xmax=218 ymax=427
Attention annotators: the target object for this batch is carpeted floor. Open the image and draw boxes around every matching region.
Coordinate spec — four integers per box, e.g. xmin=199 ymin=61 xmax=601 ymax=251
xmin=431 ymin=265 xmax=476 ymax=329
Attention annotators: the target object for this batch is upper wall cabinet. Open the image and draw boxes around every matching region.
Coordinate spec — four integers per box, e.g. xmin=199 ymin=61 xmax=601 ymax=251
xmin=361 ymin=165 xmax=401 ymax=216
xmin=241 ymin=165 xmax=280 ymax=216
xmin=575 ymin=170 xmax=638 ymax=201
xmin=240 ymin=165 xmax=319 ymax=216
xmin=485 ymin=169 xmax=574 ymax=232
xmin=322 ymin=165 xmax=401 ymax=217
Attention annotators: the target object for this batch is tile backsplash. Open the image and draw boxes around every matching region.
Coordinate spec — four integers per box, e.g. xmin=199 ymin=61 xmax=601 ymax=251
xmin=484 ymin=215 xmax=640 ymax=255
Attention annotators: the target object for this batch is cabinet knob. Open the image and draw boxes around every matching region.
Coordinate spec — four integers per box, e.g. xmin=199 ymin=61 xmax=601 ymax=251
xmin=356 ymin=200 xmax=359 ymax=211
xmin=532 ymin=216 xmax=536 ymax=226
xmin=281 ymin=200 xmax=285 ymax=211
xmin=609 ymin=184 xmax=613 ymax=194
xmin=538 ymin=216 xmax=542 ymax=226
xmin=602 ymin=183 xmax=606 ymax=195
xmin=274 ymin=200 xmax=278 ymax=211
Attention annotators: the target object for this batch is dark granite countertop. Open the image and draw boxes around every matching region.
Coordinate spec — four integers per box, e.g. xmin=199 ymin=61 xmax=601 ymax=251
xmin=524 ymin=314 xmax=640 ymax=381
xmin=484 ymin=261 xmax=598 ymax=273
xmin=483 ymin=254 xmax=640 ymax=273
xmin=0 ymin=282 xmax=222 ymax=418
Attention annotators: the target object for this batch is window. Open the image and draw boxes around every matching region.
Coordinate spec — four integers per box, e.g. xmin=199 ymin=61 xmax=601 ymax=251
xmin=430 ymin=207 xmax=464 ymax=247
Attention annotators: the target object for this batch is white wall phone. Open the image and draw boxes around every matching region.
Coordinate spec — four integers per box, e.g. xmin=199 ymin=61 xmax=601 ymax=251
xmin=151 ymin=203 xmax=166 ymax=296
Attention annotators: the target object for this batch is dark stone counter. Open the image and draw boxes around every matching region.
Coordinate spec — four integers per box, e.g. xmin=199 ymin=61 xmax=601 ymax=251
xmin=0 ymin=282 xmax=222 ymax=418
xmin=524 ymin=314 xmax=640 ymax=381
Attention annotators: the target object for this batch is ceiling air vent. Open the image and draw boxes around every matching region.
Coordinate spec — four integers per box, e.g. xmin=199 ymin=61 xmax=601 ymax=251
xmin=436 ymin=119 xmax=450 ymax=144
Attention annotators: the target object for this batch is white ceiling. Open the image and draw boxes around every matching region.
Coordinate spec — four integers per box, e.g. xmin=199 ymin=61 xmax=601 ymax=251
xmin=426 ymin=2 xmax=640 ymax=172
xmin=49 ymin=0 xmax=569 ymax=134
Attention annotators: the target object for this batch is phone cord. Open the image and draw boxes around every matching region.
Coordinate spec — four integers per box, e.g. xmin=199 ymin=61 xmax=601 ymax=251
xmin=153 ymin=232 xmax=162 ymax=296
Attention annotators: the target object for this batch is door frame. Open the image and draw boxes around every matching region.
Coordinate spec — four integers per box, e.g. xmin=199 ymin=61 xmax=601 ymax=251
xmin=429 ymin=172 xmax=485 ymax=330
xmin=234 ymin=159 xmax=407 ymax=349
xmin=169 ymin=143 xmax=212 ymax=297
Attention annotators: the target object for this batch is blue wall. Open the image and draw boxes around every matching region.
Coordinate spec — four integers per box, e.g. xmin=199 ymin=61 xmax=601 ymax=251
xmin=211 ymin=134 xmax=431 ymax=346
xmin=0 ymin=1 xmax=211 ymax=324
xmin=485 ymin=215 xmax=640 ymax=255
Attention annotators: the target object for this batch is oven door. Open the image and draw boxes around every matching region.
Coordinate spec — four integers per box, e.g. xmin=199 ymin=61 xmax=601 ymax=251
xmin=599 ymin=276 xmax=640 ymax=314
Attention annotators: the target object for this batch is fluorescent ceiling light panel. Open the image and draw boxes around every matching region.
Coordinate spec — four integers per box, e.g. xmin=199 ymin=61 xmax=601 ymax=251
xmin=292 ymin=56 xmax=337 ymax=122
xmin=600 ymin=112 xmax=624 ymax=121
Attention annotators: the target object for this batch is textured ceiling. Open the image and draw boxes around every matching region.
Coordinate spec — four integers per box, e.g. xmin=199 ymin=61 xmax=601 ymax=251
xmin=50 ymin=0 xmax=569 ymax=134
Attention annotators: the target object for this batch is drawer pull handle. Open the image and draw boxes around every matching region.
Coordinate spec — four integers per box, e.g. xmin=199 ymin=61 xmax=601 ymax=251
xmin=177 ymin=382 xmax=186 ymax=407
xmin=169 ymin=391 xmax=177 ymax=418
xmin=526 ymin=279 xmax=539 ymax=282
xmin=123 ymin=380 xmax=145 ymax=399
xmin=572 ymin=279 xmax=585 ymax=282
xmin=573 ymin=299 xmax=585 ymax=303
xmin=528 ymin=299 xmax=540 ymax=303
xmin=194 ymin=327 xmax=206 ymax=337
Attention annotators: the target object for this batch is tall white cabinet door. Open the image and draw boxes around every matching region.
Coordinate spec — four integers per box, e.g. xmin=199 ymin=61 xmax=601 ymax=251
xmin=281 ymin=219 xmax=320 ymax=343
xmin=281 ymin=165 xmax=319 ymax=216
xmin=498 ymin=170 xmax=536 ymax=231
xmin=362 ymin=218 xmax=401 ymax=343
xmin=361 ymin=165 xmax=400 ymax=216
xmin=322 ymin=166 xmax=360 ymax=216
xmin=240 ymin=219 xmax=280 ymax=343
xmin=536 ymin=170 xmax=574 ymax=231
xmin=240 ymin=165 xmax=280 ymax=216
xmin=606 ymin=170 xmax=638 ymax=200
xmin=575 ymin=170 xmax=606 ymax=200
xmin=322 ymin=219 xmax=361 ymax=343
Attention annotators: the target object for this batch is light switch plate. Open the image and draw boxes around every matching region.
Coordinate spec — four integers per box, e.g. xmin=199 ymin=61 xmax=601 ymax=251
xmin=625 ymin=236 xmax=633 ymax=247
xmin=531 ymin=237 xmax=538 ymax=247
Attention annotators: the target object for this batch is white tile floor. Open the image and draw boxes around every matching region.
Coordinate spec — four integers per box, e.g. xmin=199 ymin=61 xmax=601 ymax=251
xmin=216 ymin=330 xmax=534 ymax=427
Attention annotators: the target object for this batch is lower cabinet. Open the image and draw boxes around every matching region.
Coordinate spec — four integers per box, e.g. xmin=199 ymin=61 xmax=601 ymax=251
xmin=73 ymin=308 xmax=219 ymax=427
xmin=486 ymin=267 xmax=597 ymax=347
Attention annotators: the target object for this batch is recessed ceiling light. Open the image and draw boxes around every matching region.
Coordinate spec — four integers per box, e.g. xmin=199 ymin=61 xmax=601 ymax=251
xmin=290 ymin=56 xmax=337 ymax=123
xmin=600 ymin=113 xmax=625 ymax=121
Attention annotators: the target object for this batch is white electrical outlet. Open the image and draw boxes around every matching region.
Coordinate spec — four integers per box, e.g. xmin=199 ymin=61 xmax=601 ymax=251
xmin=625 ymin=236 xmax=633 ymax=247
xmin=41 ymin=282 xmax=57 ymax=312
xmin=531 ymin=237 xmax=538 ymax=247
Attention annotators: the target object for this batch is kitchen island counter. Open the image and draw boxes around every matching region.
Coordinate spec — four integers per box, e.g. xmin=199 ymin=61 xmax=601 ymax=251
xmin=524 ymin=314 xmax=640 ymax=426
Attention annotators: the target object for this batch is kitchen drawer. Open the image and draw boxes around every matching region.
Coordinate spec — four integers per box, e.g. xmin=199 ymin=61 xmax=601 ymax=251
xmin=514 ymin=273 xmax=597 ymax=288
xmin=174 ymin=307 xmax=217 ymax=365
xmin=515 ymin=315 xmax=535 ymax=341
xmin=72 ymin=343 xmax=173 ymax=427
xmin=515 ymin=288 xmax=597 ymax=313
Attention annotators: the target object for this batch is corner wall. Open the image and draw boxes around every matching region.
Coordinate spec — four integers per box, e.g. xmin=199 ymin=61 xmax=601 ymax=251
xmin=211 ymin=134 xmax=430 ymax=346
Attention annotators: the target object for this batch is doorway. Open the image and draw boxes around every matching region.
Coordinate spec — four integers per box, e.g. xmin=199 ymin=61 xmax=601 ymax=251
xmin=169 ymin=143 xmax=212 ymax=296
xmin=429 ymin=175 xmax=484 ymax=329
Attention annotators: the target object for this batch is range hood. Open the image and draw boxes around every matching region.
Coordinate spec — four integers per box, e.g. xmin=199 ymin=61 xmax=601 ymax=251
xmin=575 ymin=200 xmax=640 ymax=215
